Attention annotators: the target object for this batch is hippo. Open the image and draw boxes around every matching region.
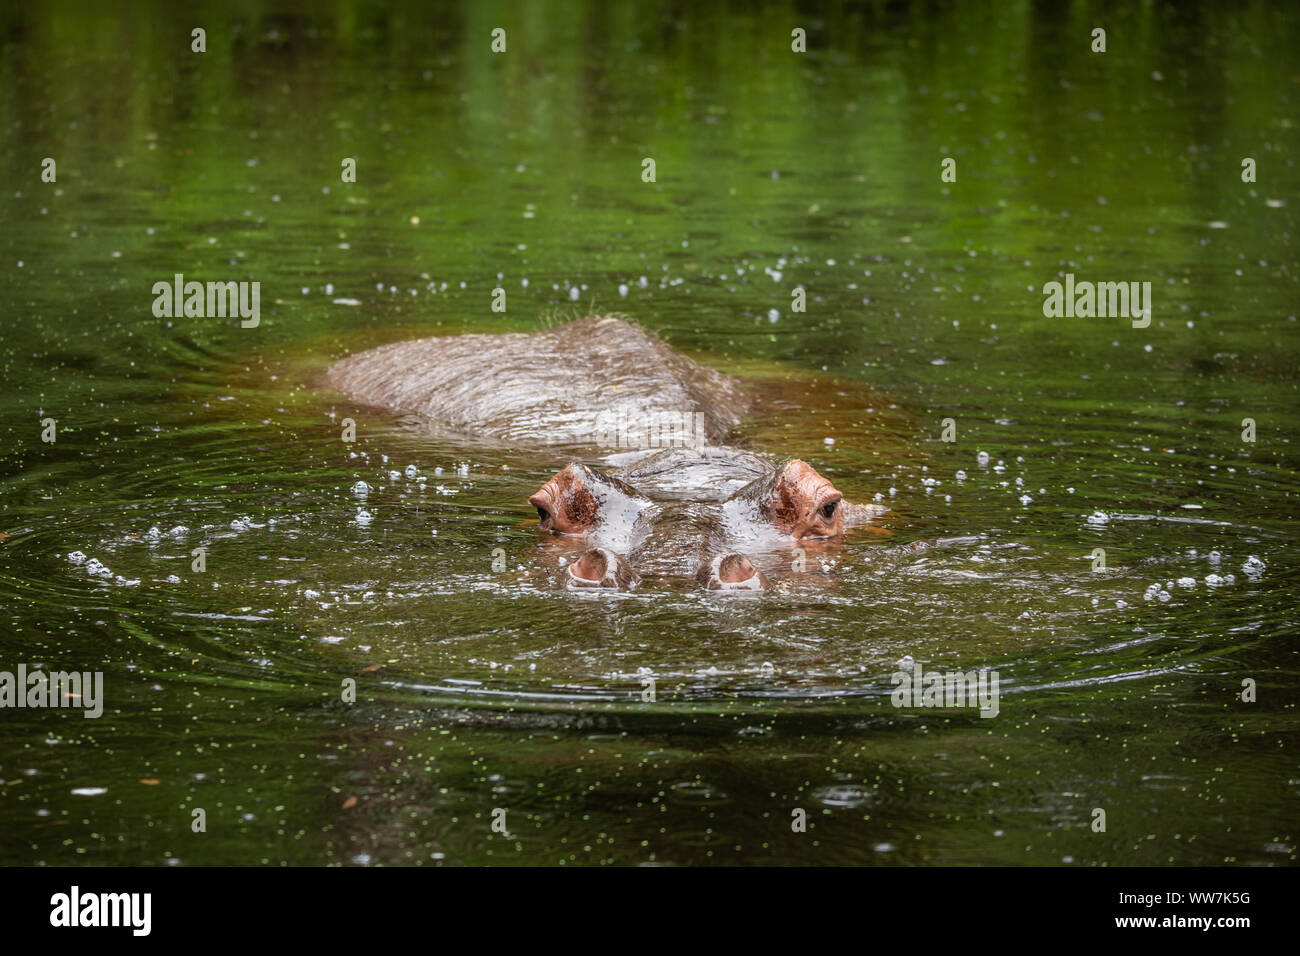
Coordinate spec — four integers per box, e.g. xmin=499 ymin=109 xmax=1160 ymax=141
xmin=526 ymin=448 xmax=881 ymax=591
xmin=326 ymin=315 xmax=886 ymax=591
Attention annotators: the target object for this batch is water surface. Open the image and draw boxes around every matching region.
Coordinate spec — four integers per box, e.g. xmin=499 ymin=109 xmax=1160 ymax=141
xmin=0 ymin=0 xmax=1297 ymax=865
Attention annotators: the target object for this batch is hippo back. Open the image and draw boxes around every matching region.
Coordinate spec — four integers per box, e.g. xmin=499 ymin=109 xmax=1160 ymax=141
xmin=324 ymin=316 xmax=750 ymax=447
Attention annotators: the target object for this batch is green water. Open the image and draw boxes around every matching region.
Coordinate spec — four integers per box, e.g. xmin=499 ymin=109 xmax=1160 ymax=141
xmin=1 ymin=0 xmax=1297 ymax=866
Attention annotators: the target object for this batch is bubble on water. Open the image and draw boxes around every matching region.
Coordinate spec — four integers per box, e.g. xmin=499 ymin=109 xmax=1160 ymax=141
xmin=618 ymin=283 xmax=629 ymax=297
xmin=404 ymin=465 xmax=418 ymax=479
xmin=85 ymin=559 xmax=112 ymax=578
xmin=144 ymin=527 xmax=162 ymax=541
xmin=67 ymin=551 xmax=87 ymax=565
xmin=354 ymin=509 xmax=373 ymax=526
xmin=1019 ymin=495 xmax=1032 ymax=505
xmin=230 ymin=517 xmax=251 ymax=531
xmin=1086 ymin=511 xmax=1110 ymax=525
xmin=1176 ymin=577 xmax=1196 ymax=589
xmin=569 ymin=287 xmax=580 ymax=301
xmin=1207 ymin=550 xmax=1222 ymax=565
xmin=351 ymin=481 xmax=371 ymax=497
xmin=955 ymin=470 xmax=967 ymax=480
xmin=168 ymin=525 xmax=188 ymax=537
xmin=303 ymin=589 xmax=321 ymax=600
xmin=71 ymin=787 xmax=107 ymax=797
xmin=1143 ymin=583 xmax=1172 ymax=602
xmin=388 ymin=470 xmax=401 ymax=482
xmin=823 ymin=437 xmax=835 ymax=446
xmin=456 ymin=464 xmax=469 ymax=477
xmin=1242 ymin=555 xmax=1266 ymax=577
xmin=165 ymin=574 xmax=181 ymax=584
xmin=1205 ymin=574 xmax=1225 ymax=587
xmin=768 ymin=309 xmax=780 ymax=322
xmin=897 ymin=655 xmax=915 ymax=670
xmin=976 ymin=451 xmax=990 ymax=466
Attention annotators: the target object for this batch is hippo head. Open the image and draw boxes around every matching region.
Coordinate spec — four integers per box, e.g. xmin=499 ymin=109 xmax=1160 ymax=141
xmin=528 ymin=453 xmax=867 ymax=592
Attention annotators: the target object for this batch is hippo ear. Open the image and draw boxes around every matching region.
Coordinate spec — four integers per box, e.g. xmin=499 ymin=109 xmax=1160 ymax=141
xmin=755 ymin=459 xmax=845 ymax=539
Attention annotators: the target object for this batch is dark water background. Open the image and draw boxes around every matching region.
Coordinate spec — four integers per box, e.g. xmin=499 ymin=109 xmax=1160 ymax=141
xmin=0 ymin=0 xmax=1296 ymax=865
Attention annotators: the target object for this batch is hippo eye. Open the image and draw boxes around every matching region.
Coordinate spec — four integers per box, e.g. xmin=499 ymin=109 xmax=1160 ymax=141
xmin=820 ymin=501 xmax=837 ymax=520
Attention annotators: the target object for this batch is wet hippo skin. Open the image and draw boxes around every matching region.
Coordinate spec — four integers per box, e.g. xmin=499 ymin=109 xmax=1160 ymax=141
xmin=325 ymin=315 xmax=749 ymax=446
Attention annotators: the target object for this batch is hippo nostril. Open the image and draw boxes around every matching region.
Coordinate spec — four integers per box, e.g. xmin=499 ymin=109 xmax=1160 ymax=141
xmin=566 ymin=548 xmax=639 ymax=590
xmin=536 ymin=506 xmax=550 ymax=522
xmin=718 ymin=553 xmax=757 ymax=583
xmin=701 ymin=552 xmax=769 ymax=591
xmin=569 ymin=549 xmax=608 ymax=583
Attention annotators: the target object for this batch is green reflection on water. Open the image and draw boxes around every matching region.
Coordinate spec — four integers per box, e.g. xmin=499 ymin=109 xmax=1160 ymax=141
xmin=0 ymin=0 xmax=1296 ymax=865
